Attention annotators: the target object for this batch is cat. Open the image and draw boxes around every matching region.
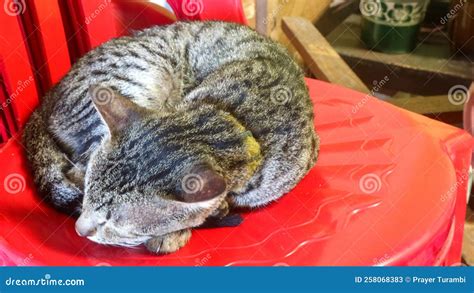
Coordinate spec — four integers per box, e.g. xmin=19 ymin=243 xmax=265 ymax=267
xmin=22 ymin=21 xmax=319 ymax=253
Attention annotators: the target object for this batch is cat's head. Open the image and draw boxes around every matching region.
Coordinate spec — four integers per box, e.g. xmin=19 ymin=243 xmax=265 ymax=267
xmin=75 ymin=86 xmax=227 ymax=247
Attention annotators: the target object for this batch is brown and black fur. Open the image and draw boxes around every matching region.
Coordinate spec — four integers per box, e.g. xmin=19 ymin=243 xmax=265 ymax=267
xmin=22 ymin=21 xmax=319 ymax=253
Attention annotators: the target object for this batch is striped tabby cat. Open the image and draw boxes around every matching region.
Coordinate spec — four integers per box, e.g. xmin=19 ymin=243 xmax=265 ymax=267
xmin=23 ymin=21 xmax=319 ymax=253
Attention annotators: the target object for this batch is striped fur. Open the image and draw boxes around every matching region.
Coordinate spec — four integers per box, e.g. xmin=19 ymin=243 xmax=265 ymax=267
xmin=22 ymin=21 xmax=319 ymax=253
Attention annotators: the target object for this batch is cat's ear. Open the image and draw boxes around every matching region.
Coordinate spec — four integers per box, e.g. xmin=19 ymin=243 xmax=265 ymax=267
xmin=176 ymin=164 xmax=227 ymax=203
xmin=89 ymin=85 xmax=142 ymax=134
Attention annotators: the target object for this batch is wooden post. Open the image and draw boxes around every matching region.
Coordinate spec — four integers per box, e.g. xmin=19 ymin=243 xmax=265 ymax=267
xmin=282 ymin=17 xmax=370 ymax=94
xmin=255 ymin=0 xmax=331 ymax=65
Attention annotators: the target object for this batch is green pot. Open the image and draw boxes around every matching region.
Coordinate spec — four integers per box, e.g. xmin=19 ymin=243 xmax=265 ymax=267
xmin=360 ymin=0 xmax=431 ymax=53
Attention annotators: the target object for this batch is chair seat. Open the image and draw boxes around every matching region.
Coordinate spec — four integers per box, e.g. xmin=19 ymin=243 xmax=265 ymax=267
xmin=0 ymin=79 xmax=471 ymax=266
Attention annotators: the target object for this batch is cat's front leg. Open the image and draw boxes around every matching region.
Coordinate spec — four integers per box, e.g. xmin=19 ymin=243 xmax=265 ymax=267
xmin=145 ymin=229 xmax=191 ymax=254
xmin=210 ymin=198 xmax=229 ymax=218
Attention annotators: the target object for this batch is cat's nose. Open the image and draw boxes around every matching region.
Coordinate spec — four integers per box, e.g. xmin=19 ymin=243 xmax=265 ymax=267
xmin=75 ymin=215 xmax=97 ymax=237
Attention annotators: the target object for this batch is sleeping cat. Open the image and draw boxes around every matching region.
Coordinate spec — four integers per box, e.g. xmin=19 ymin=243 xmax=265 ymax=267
xmin=22 ymin=21 xmax=319 ymax=253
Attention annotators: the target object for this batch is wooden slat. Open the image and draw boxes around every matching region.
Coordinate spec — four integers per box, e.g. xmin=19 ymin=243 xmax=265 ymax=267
xmin=282 ymin=16 xmax=370 ymax=94
xmin=384 ymin=95 xmax=464 ymax=115
xmin=255 ymin=0 xmax=330 ymax=37
xmin=242 ymin=0 xmax=256 ymax=28
xmin=255 ymin=0 xmax=331 ymax=66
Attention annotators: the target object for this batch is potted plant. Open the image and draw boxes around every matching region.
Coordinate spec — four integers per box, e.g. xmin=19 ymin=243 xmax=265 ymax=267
xmin=360 ymin=0 xmax=431 ymax=53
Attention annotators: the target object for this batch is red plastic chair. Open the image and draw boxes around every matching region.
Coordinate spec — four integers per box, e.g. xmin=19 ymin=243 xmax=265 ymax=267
xmin=0 ymin=2 xmax=39 ymax=130
xmin=0 ymin=78 xmax=13 ymax=143
xmin=167 ymin=0 xmax=247 ymax=23
xmin=15 ymin=0 xmax=72 ymax=95
xmin=61 ymin=0 xmax=176 ymax=62
xmin=0 ymin=0 xmax=472 ymax=266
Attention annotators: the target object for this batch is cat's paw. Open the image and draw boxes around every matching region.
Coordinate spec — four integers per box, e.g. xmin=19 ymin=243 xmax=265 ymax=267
xmin=210 ymin=199 xmax=229 ymax=218
xmin=145 ymin=229 xmax=191 ymax=254
xmin=49 ymin=181 xmax=83 ymax=216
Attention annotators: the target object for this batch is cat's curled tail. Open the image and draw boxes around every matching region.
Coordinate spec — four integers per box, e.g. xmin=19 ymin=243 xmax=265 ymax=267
xmin=22 ymin=109 xmax=83 ymax=215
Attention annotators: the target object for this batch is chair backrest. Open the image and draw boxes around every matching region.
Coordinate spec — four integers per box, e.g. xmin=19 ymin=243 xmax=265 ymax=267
xmin=167 ymin=0 xmax=247 ymax=23
xmin=0 ymin=0 xmax=246 ymax=148
xmin=62 ymin=0 xmax=246 ymax=62
xmin=61 ymin=0 xmax=177 ymax=63
xmin=20 ymin=0 xmax=72 ymax=95
xmin=0 ymin=2 xmax=40 ymax=141
xmin=0 ymin=73 xmax=15 ymax=143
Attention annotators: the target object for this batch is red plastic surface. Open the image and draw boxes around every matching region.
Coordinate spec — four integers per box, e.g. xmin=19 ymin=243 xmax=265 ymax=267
xmin=63 ymin=0 xmax=176 ymax=62
xmin=167 ymin=0 xmax=247 ymax=24
xmin=19 ymin=0 xmax=71 ymax=92
xmin=0 ymin=72 xmax=16 ymax=141
xmin=0 ymin=79 xmax=472 ymax=266
xmin=0 ymin=80 xmax=13 ymax=143
xmin=0 ymin=3 xmax=39 ymax=130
